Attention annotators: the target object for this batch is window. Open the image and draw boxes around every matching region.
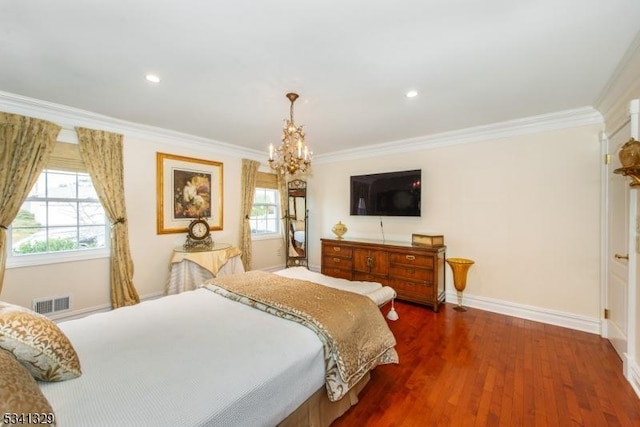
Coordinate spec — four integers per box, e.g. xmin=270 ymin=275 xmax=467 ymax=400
xmin=250 ymin=187 xmax=280 ymax=236
xmin=6 ymin=142 xmax=109 ymax=268
xmin=249 ymin=171 xmax=281 ymax=238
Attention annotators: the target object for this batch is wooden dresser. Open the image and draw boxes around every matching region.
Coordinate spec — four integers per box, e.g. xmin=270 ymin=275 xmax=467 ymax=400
xmin=321 ymin=238 xmax=446 ymax=311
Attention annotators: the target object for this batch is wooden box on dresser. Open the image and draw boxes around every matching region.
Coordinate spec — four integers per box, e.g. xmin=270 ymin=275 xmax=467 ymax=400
xmin=321 ymin=238 xmax=446 ymax=311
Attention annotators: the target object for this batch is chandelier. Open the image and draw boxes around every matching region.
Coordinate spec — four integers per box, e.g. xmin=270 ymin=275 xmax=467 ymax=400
xmin=268 ymin=92 xmax=312 ymax=175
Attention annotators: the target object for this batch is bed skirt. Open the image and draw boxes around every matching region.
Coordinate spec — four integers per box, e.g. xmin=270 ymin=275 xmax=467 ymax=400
xmin=277 ymin=372 xmax=370 ymax=427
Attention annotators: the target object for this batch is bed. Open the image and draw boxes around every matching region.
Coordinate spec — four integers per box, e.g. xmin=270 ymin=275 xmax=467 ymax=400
xmin=276 ymin=266 xmax=396 ymax=309
xmin=289 ymin=221 xmax=305 ymax=247
xmin=0 ymin=270 xmax=398 ymax=427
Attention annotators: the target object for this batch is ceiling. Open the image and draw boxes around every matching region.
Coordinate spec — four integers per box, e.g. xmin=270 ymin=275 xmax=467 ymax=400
xmin=1 ymin=1 xmax=639 ymax=156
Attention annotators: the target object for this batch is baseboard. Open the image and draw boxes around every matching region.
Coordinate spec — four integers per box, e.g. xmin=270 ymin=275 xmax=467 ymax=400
xmin=305 ymin=266 xmax=600 ymax=334
xmin=262 ymin=264 xmax=287 ymax=272
xmin=48 ymin=303 xmax=111 ymax=322
xmin=49 ymin=290 xmax=165 ymax=322
xmin=305 ymin=266 xmax=602 ymax=334
xmin=51 ymin=278 xmax=600 ymax=337
xmin=140 ymin=291 xmax=166 ymax=302
xmin=626 ymin=355 xmax=640 ymax=399
xmin=446 ymin=290 xmax=601 ymax=334
xmin=261 ymin=264 xmax=319 ymax=272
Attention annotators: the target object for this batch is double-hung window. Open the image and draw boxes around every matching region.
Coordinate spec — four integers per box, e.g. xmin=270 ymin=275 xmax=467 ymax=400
xmin=6 ymin=142 xmax=109 ymax=268
xmin=249 ymin=172 xmax=280 ymax=238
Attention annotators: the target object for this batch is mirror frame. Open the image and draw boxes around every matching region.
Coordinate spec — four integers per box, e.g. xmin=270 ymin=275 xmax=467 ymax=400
xmin=286 ymin=179 xmax=308 ymax=268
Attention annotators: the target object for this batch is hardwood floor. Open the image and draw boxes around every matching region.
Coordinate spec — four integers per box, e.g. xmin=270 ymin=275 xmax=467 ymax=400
xmin=333 ymin=301 xmax=640 ymax=426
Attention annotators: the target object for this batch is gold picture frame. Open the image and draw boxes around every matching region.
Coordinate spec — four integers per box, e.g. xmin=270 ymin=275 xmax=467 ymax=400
xmin=156 ymin=152 xmax=223 ymax=234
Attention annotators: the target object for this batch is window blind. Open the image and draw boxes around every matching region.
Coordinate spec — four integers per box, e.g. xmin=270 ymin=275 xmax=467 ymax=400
xmin=47 ymin=142 xmax=86 ymax=172
xmin=256 ymin=171 xmax=277 ymax=189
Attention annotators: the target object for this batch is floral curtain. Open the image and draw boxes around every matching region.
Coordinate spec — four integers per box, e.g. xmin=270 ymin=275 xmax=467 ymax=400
xmin=0 ymin=113 xmax=60 ymax=293
xmin=240 ymin=159 xmax=260 ymax=270
xmin=76 ymin=127 xmax=139 ymax=308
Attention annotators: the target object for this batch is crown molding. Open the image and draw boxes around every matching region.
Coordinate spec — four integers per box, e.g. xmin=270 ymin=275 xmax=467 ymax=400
xmin=0 ymin=90 xmax=264 ymax=159
xmin=0 ymin=90 xmax=603 ymax=164
xmin=595 ymin=28 xmax=640 ymax=132
xmin=315 ymin=106 xmax=603 ymax=164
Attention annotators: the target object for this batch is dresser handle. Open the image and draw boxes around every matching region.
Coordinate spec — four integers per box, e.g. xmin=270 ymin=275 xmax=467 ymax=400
xmin=333 ymin=247 xmax=341 ymax=252
xmin=406 ymin=268 xmax=414 ymax=274
xmin=333 ymin=258 xmax=341 ymax=263
xmin=406 ymin=255 xmax=415 ymax=261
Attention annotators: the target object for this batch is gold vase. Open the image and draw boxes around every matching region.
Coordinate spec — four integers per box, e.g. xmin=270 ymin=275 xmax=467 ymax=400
xmin=446 ymin=258 xmax=475 ymax=312
xmin=331 ymin=221 xmax=347 ymax=239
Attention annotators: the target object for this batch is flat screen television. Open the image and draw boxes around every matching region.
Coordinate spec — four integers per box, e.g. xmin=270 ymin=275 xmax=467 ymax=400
xmin=350 ymin=169 xmax=421 ymax=217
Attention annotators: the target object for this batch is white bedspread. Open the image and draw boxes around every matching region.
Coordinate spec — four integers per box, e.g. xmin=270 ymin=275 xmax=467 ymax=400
xmin=275 ymin=267 xmax=396 ymax=307
xmin=40 ymin=289 xmax=324 ymax=427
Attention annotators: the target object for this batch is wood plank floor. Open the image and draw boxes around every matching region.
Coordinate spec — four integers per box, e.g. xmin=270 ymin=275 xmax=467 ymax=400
xmin=333 ymin=301 xmax=640 ymax=426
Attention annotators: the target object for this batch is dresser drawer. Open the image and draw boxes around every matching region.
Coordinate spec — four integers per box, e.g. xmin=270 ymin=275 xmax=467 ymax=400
xmin=322 ymin=255 xmax=353 ymax=270
xmin=322 ymin=244 xmax=353 ymax=258
xmin=389 ymin=278 xmax=434 ymax=301
xmin=353 ymin=271 xmax=388 ymax=286
xmin=389 ymin=265 xmax=433 ymax=282
xmin=389 ymin=252 xmax=434 ymax=268
xmin=322 ymin=266 xmax=352 ymax=280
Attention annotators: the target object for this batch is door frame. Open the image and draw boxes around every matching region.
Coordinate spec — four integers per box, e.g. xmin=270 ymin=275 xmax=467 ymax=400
xmin=602 ymin=98 xmax=639 ymax=386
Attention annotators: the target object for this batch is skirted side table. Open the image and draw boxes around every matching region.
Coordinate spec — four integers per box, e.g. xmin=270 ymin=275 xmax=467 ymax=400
xmin=166 ymin=244 xmax=243 ymax=295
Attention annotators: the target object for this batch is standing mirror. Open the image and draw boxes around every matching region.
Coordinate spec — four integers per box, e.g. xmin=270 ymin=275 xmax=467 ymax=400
xmin=286 ymin=179 xmax=308 ymax=268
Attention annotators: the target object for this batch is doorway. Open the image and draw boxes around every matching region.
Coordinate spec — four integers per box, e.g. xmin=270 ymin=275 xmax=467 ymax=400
xmin=604 ymin=99 xmax=639 ymax=379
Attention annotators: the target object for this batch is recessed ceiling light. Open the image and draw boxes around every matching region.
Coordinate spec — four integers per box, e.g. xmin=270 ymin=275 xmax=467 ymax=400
xmin=406 ymin=90 xmax=418 ymax=98
xmin=145 ymin=74 xmax=161 ymax=83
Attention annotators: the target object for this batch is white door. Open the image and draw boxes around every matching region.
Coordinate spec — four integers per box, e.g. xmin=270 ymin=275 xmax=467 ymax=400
xmin=606 ymin=99 xmax=640 ymax=363
xmin=607 ymin=123 xmax=632 ymax=360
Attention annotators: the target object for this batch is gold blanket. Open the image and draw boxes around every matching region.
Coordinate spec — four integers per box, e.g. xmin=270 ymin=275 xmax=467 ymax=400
xmin=205 ymin=270 xmax=399 ymax=401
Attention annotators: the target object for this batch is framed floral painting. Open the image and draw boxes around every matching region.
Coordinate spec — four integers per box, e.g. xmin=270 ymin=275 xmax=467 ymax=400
xmin=156 ymin=152 xmax=223 ymax=234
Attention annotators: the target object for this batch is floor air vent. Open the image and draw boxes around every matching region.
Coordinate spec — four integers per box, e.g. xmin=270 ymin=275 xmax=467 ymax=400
xmin=33 ymin=295 xmax=71 ymax=315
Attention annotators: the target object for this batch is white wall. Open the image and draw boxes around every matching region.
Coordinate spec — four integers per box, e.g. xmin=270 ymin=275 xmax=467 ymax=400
xmin=308 ymin=124 xmax=602 ymax=319
xmin=2 ymin=130 xmax=285 ymax=313
xmin=1 ymin=117 xmax=603 ymax=325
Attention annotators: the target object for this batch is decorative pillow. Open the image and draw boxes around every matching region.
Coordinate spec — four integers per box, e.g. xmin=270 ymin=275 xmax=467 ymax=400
xmin=0 ymin=301 xmax=81 ymax=381
xmin=0 ymin=348 xmax=56 ymax=422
